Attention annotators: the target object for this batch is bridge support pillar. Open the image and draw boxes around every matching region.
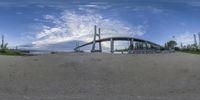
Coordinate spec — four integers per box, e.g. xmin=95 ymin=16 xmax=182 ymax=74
xmin=145 ymin=42 xmax=148 ymax=49
xmin=130 ymin=39 xmax=133 ymax=45
xmin=144 ymin=42 xmax=148 ymax=54
xmin=98 ymin=28 xmax=102 ymax=52
xmin=91 ymin=26 xmax=97 ymax=52
xmin=91 ymin=25 xmax=102 ymax=52
xmin=130 ymin=38 xmax=134 ymax=50
xmin=110 ymin=38 xmax=114 ymax=53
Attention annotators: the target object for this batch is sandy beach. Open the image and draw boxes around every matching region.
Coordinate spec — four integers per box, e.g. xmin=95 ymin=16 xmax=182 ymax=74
xmin=0 ymin=52 xmax=200 ymax=100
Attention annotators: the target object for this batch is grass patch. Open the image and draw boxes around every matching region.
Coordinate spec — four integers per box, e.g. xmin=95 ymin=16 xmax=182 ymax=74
xmin=0 ymin=49 xmax=24 ymax=56
xmin=180 ymin=49 xmax=200 ymax=55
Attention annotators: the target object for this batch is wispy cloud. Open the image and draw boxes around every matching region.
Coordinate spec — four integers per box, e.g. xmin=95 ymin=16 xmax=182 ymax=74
xmin=0 ymin=0 xmax=71 ymax=8
xmin=131 ymin=6 xmax=163 ymax=13
xmin=180 ymin=22 xmax=187 ymax=26
xmin=186 ymin=1 xmax=200 ymax=7
xmin=175 ymin=33 xmax=199 ymax=46
xmin=78 ymin=3 xmax=111 ymax=10
xmin=77 ymin=3 xmax=111 ymax=13
xmin=148 ymin=6 xmax=163 ymax=13
xmin=32 ymin=10 xmax=145 ymax=48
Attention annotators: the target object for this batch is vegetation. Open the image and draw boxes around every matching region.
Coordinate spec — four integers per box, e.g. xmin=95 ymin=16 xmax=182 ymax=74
xmin=179 ymin=49 xmax=200 ymax=55
xmin=128 ymin=44 xmax=133 ymax=50
xmin=0 ymin=34 xmax=23 ymax=56
xmin=165 ymin=40 xmax=177 ymax=49
xmin=166 ymin=39 xmax=200 ymax=55
xmin=0 ymin=49 xmax=23 ymax=56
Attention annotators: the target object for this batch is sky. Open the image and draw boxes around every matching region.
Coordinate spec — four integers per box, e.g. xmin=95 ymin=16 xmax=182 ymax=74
xmin=0 ymin=0 xmax=200 ymax=51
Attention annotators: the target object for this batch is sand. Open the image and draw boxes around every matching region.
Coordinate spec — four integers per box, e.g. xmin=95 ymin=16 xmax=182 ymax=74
xmin=0 ymin=52 xmax=200 ymax=100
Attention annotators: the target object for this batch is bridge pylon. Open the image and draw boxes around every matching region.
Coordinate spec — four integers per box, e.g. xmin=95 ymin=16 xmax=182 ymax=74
xmin=91 ymin=25 xmax=102 ymax=52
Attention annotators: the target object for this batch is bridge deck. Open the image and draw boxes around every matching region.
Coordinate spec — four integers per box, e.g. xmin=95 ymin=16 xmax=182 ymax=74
xmin=74 ymin=37 xmax=161 ymax=51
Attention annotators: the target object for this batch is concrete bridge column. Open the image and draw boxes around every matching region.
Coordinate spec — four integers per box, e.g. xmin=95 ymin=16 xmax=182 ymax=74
xmin=91 ymin=25 xmax=97 ymax=52
xmin=98 ymin=28 xmax=102 ymax=52
xmin=130 ymin=38 xmax=133 ymax=45
xmin=130 ymin=38 xmax=134 ymax=48
xmin=91 ymin=25 xmax=102 ymax=52
xmin=129 ymin=38 xmax=134 ymax=53
xmin=110 ymin=38 xmax=114 ymax=53
xmin=145 ymin=42 xmax=148 ymax=54
xmin=145 ymin=42 xmax=148 ymax=49
xmin=150 ymin=44 xmax=153 ymax=49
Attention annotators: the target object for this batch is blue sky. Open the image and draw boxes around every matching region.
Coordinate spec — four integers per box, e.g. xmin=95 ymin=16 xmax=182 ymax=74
xmin=0 ymin=0 xmax=200 ymax=50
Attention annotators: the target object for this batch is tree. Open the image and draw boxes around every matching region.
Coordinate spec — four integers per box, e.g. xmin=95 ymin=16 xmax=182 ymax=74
xmin=3 ymin=43 xmax=8 ymax=49
xmin=0 ymin=34 xmax=8 ymax=50
xmin=166 ymin=40 xmax=177 ymax=49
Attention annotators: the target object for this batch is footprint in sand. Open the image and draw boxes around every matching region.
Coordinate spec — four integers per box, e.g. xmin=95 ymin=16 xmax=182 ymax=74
xmin=59 ymin=61 xmax=78 ymax=71
xmin=90 ymin=58 xmax=102 ymax=62
xmin=33 ymin=59 xmax=38 ymax=61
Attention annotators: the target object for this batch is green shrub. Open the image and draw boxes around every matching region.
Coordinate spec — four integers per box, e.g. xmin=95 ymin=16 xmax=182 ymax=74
xmin=181 ymin=49 xmax=200 ymax=55
xmin=0 ymin=49 xmax=23 ymax=56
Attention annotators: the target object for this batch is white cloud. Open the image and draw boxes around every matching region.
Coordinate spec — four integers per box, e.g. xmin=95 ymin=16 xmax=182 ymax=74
xmin=36 ymin=27 xmax=62 ymax=38
xmin=152 ymin=8 xmax=163 ymax=13
xmin=132 ymin=7 xmax=139 ymax=11
xmin=187 ymin=2 xmax=200 ymax=7
xmin=131 ymin=6 xmax=163 ymax=13
xmin=147 ymin=6 xmax=163 ymax=14
xmin=180 ymin=22 xmax=186 ymax=26
xmin=77 ymin=3 xmax=111 ymax=13
xmin=43 ymin=15 xmax=55 ymax=20
xmin=79 ymin=4 xmax=111 ymax=10
xmin=16 ymin=12 xmax=23 ymax=15
xmin=175 ymin=33 xmax=200 ymax=46
xmin=32 ymin=11 xmax=145 ymax=48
